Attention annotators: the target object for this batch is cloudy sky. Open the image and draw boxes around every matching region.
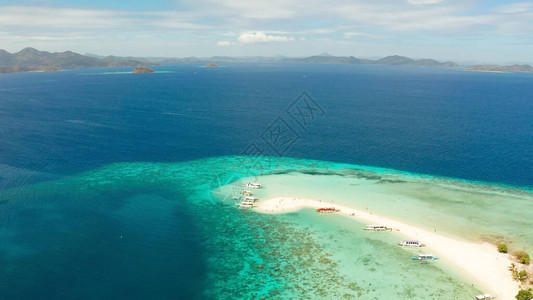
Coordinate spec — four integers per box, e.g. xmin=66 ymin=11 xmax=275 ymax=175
xmin=0 ymin=0 xmax=532 ymax=63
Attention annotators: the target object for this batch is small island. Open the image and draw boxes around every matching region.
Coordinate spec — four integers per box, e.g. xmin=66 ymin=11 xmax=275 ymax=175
xmin=466 ymin=64 xmax=533 ymax=73
xmin=206 ymin=63 xmax=219 ymax=68
xmin=132 ymin=66 xmax=154 ymax=73
xmin=0 ymin=66 xmax=60 ymax=73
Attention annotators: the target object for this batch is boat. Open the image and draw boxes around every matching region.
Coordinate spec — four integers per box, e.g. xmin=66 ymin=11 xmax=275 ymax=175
xmin=364 ymin=225 xmax=390 ymax=231
xmin=245 ymin=183 xmax=262 ymax=188
xmin=237 ymin=202 xmax=254 ymax=209
xmin=398 ymin=240 xmax=425 ymax=247
xmin=235 ymin=195 xmax=257 ymax=209
xmin=316 ymin=207 xmax=340 ymax=213
xmin=240 ymin=190 xmax=252 ymax=195
xmin=473 ymin=294 xmax=494 ymax=300
xmin=411 ymin=254 xmax=439 ymax=262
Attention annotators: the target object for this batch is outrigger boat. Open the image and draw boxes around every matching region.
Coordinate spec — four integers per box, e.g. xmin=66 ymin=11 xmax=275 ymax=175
xmin=237 ymin=202 xmax=254 ymax=209
xmin=473 ymin=294 xmax=494 ymax=300
xmin=412 ymin=254 xmax=439 ymax=263
xmin=235 ymin=196 xmax=258 ymax=209
xmin=240 ymin=190 xmax=252 ymax=195
xmin=316 ymin=207 xmax=340 ymax=213
xmin=398 ymin=240 xmax=425 ymax=247
xmin=364 ymin=225 xmax=390 ymax=231
xmin=245 ymin=183 xmax=262 ymax=189
xmin=236 ymin=199 xmax=255 ymax=209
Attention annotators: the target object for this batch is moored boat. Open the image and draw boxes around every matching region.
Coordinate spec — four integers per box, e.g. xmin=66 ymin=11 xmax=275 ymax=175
xmin=473 ymin=294 xmax=494 ymax=300
xmin=245 ymin=183 xmax=262 ymax=188
xmin=411 ymin=254 xmax=439 ymax=262
xmin=364 ymin=225 xmax=390 ymax=231
xmin=316 ymin=207 xmax=340 ymax=213
xmin=237 ymin=202 xmax=254 ymax=209
xmin=398 ymin=240 xmax=425 ymax=247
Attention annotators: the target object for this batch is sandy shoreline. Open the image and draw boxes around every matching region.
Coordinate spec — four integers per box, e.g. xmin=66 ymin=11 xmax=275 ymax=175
xmin=253 ymin=197 xmax=518 ymax=299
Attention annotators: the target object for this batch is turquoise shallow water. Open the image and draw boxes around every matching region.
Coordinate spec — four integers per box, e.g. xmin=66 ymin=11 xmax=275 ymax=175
xmin=1 ymin=155 xmax=531 ymax=299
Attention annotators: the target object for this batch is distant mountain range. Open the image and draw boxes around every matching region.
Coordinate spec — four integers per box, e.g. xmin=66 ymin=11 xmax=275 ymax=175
xmin=1 ymin=48 xmax=532 ymax=73
xmin=144 ymin=54 xmax=459 ymax=67
xmin=0 ymin=47 xmax=154 ymax=73
xmin=281 ymin=55 xmax=459 ymax=67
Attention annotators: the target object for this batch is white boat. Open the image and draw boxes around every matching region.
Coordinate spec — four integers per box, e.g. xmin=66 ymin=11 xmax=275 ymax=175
xmin=398 ymin=240 xmax=425 ymax=247
xmin=364 ymin=225 xmax=390 ymax=231
xmin=235 ymin=200 xmax=254 ymax=208
xmin=473 ymin=294 xmax=494 ymax=300
xmin=235 ymin=196 xmax=257 ymax=208
xmin=240 ymin=190 xmax=252 ymax=195
xmin=236 ymin=202 xmax=254 ymax=208
xmin=245 ymin=183 xmax=262 ymax=189
xmin=411 ymin=254 xmax=439 ymax=262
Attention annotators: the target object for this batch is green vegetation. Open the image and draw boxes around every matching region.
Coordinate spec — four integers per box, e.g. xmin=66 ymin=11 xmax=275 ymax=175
xmin=510 ymin=264 xmax=528 ymax=281
xmin=516 ymin=289 xmax=533 ymax=300
xmin=498 ymin=243 xmax=508 ymax=253
xmin=518 ymin=270 xmax=528 ymax=281
xmin=512 ymin=269 xmax=519 ymax=281
xmin=515 ymin=251 xmax=531 ymax=264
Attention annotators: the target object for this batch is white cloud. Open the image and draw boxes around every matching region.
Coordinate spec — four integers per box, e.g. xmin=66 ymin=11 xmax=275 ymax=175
xmin=203 ymin=0 xmax=297 ymax=19
xmin=343 ymin=32 xmax=378 ymax=38
xmin=1 ymin=0 xmax=532 ymax=61
xmin=0 ymin=6 xmax=120 ymax=28
xmin=496 ymin=2 xmax=532 ymax=14
xmin=332 ymin=3 xmax=498 ymax=33
xmin=216 ymin=41 xmax=234 ymax=46
xmin=0 ymin=6 xmax=208 ymax=31
xmin=215 ymin=31 xmax=294 ymax=47
xmin=237 ymin=32 xmax=294 ymax=43
xmin=407 ymin=0 xmax=443 ymax=5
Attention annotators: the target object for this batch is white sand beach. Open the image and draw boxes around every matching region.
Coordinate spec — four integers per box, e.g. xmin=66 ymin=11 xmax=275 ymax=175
xmin=254 ymin=197 xmax=519 ymax=299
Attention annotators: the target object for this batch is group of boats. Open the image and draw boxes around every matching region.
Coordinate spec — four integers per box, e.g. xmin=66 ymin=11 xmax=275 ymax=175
xmin=364 ymin=224 xmax=495 ymax=298
xmin=364 ymin=225 xmax=439 ymax=263
xmin=234 ymin=183 xmax=262 ymax=208
xmin=233 ymin=190 xmax=495 ymax=299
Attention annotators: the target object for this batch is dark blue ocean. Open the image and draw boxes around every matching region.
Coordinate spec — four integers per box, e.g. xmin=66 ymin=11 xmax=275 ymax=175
xmin=0 ymin=63 xmax=532 ymax=299
xmin=1 ymin=63 xmax=532 ymax=188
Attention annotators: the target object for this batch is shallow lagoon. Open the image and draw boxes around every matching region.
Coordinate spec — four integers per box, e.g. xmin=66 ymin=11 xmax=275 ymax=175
xmin=2 ymin=156 xmax=530 ymax=298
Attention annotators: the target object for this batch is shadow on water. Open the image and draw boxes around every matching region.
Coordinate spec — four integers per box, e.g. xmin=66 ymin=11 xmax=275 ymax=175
xmin=0 ymin=186 xmax=207 ymax=299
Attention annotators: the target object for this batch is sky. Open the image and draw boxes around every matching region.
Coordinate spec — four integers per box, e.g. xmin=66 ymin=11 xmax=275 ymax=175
xmin=0 ymin=0 xmax=532 ymax=64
